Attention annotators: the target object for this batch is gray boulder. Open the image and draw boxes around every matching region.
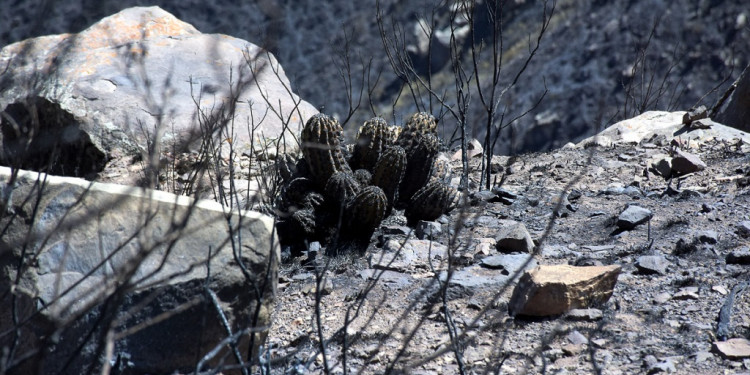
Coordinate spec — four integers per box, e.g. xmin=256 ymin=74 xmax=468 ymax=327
xmin=714 ymin=63 xmax=750 ymax=133
xmin=0 ymin=6 xmax=316 ymax=182
xmin=576 ymin=111 xmax=750 ymax=148
xmin=0 ymin=166 xmax=279 ymax=374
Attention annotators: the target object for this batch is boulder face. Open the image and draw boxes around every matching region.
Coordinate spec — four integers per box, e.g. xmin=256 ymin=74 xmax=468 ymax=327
xmin=0 ymin=6 xmax=317 ymax=181
xmin=714 ymin=63 xmax=750 ymax=133
xmin=508 ymin=264 xmax=621 ymax=317
xmin=0 ymin=166 xmax=279 ymax=374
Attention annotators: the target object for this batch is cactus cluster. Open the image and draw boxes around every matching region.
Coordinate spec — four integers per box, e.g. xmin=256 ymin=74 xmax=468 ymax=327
xmin=276 ymin=112 xmax=460 ymax=255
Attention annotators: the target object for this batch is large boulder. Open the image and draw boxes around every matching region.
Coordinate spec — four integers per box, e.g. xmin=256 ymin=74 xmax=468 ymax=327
xmin=714 ymin=63 xmax=750 ymax=133
xmin=0 ymin=6 xmax=316 ymax=182
xmin=0 ymin=166 xmax=279 ymax=374
xmin=576 ymin=111 xmax=750 ymax=147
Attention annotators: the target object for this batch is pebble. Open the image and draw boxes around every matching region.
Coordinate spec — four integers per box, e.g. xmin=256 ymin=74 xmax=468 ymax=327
xmin=567 ymin=330 xmax=589 ymax=345
xmin=566 ymin=308 xmax=603 ymax=321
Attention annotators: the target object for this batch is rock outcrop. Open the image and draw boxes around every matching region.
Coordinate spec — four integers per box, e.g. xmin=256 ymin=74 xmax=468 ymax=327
xmin=0 ymin=6 xmax=316 ymax=182
xmin=0 ymin=166 xmax=279 ymax=374
xmin=714 ymin=63 xmax=750 ymax=133
xmin=576 ymin=111 xmax=750 ymax=148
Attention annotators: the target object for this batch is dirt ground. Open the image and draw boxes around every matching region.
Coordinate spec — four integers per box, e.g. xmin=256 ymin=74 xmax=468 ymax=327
xmin=262 ymin=131 xmax=750 ymax=374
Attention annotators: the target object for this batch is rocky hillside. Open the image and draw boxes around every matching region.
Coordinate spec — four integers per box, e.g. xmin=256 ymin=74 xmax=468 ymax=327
xmin=2 ymin=3 xmax=750 ymax=375
xmin=265 ymin=110 xmax=750 ymax=374
xmin=2 ymin=0 xmax=748 ymax=153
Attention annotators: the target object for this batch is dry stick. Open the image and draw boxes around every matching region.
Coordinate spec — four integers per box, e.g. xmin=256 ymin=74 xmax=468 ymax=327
xmin=331 ymin=27 xmax=367 ymax=128
xmin=441 ymin=204 xmax=471 ymax=375
xmin=313 ymin=258 xmax=332 ymax=374
xmin=241 ymin=49 xmax=320 ymax=369
xmin=196 ymin=329 xmax=252 ymax=373
xmin=376 ymin=0 xmax=427 ymax=113
xmin=208 ymin=289 xmax=248 ymax=375
xmin=489 ymin=0 xmax=554 ymax=159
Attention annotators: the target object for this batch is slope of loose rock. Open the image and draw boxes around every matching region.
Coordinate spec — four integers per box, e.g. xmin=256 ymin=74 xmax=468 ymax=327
xmin=266 ymin=112 xmax=750 ymax=374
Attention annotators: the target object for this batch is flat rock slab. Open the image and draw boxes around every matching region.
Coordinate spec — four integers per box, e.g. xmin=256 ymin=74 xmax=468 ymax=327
xmin=509 ymin=264 xmax=621 ymax=317
xmin=635 ymin=255 xmax=671 ymax=275
xmin=374 ymin=239 xmax=449 ymax=272
xmin=359 ymin=269 xmax=414 ymax=289
xmin=566 ymin=308 xmax=604 ymax=321
xmin=0 ymin=166 xmax=279 ymax=374
xmin=712 ymin=338 xmax=750 ymax=359
xmin=441 ymin=254 xmax=537 ymax=293
xmin=0 ymin=6 xmax=316 ymax=182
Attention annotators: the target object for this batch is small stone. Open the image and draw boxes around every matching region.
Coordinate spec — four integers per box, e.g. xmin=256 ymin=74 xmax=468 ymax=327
xmin=451 ymin=138 xmax=483 ymax=160
xmin=644 ymin=356 xmax=677 ymax=373
xmin=617 ymin=205 xmax=653 ymax=230
xmin=472 ymin=238 xmax=496 ymax=255
xmin=713 ymin=338 xmax=750 ymax=359
xmin=416 ymin=221 xmax=442 ymax=240
xmin=471 ymin=190 xmax=497 ymax=204
xmin=562 ymin=344 xmax=584 ymax=356
xmin=591 ymin=338 xmax=607 ymax=348
xmin=653 ymin=292 xmax=672 ymax=304
xmin=495 ymin=220 xmax=535 ymax=253
xmin=673 ymin=286 xmax=699 ymax=300
xmin=650 ymin=157 xmax=673 ymax=178
xmin=738 ymin=221 xmax=750 ymax=238
xmin=712 ymin=285 xmax=728 ymax=295
xmin=381 ymin=225 xmax=412 ymax=235
xmin=480 ymin=253 xmax=535 ymax=271
xmin=491 ymin=186 xmax=518 ymax=201
xmin=671 ymin=149 xmax=706 ymax=176
xmin=693 ymin=351 xmax=713 ymax=363
xmin=567 ymin=189 xmax=582 ymax=202
xmin=302 ymin=277 xmax=334 ymax=295
xmin=682 ymin=105 xmax=708 ymax=125
xmin=726 ymin=248 xmax=750 ymax=265
xmin=567 ymin=330 xmax=589 ymax=345
xmin=566 ymin=308 xmax=603 ymax=321
xmin=696 ymin=230 xmax=718 ymax=244
xmin=635 ymin=255 xmax=670 ymax=275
